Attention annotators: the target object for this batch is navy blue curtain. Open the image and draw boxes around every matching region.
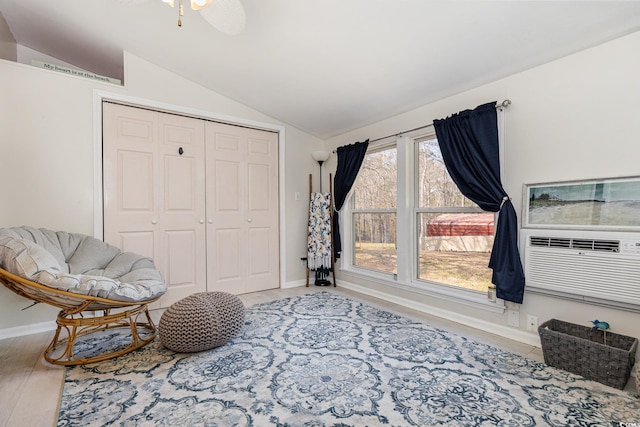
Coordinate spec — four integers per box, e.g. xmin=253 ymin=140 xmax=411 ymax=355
xmin=433 ymin=102 xmax=525 ymax=303
xmin=332 ymin=139 xmax=369 ymax=259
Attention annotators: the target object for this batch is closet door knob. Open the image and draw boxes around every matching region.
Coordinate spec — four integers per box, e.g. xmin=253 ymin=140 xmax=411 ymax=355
xmin=199 ymin=219 xmax=204 ymax=224
xmin=208 ymin=219 xmax=213 ymax=224
xmin=151 ymin=220 xmax=157 ymax=225
xmin=247 ymin=218 xmax=252 ymax=223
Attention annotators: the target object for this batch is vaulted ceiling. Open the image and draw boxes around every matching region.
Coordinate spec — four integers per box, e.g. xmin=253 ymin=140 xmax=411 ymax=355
xmin=2 ymin=0 xmax=640 ymax=139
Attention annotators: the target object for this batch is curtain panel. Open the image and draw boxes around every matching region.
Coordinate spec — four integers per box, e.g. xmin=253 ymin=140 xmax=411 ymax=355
xmin=433 ymin=102 xmax=525 ymax=303
xmin=332 ymin=139 xmax=369 ymax=258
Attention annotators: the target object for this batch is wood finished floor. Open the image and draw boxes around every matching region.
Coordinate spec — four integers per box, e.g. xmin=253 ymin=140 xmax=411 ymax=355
xmin=2 ymin=285 xmax=618 ymax=427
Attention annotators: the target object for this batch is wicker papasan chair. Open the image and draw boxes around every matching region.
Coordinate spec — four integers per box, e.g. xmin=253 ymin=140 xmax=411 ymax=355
xmin=0 ymin=226 xmax=166 ymax=365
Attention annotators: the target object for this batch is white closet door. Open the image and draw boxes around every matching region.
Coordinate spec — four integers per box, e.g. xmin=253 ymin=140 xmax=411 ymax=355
xmin=206 ymin=121 xmax=279 ymax=294
xmin=103 ymin=103 xmax=159 ymax=261
xmin=157 ymin=111 xmax=207 ymax=305
xmin=103 ymin=102 xmax=206 ymax=307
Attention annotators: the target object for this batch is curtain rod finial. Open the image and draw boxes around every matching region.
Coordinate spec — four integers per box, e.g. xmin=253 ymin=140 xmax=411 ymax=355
xmin=497 ymin=99 xmax=511 ymax=109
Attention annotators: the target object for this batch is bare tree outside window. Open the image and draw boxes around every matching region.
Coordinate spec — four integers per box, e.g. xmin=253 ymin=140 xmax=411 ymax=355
xmin=352 ymin=147 xmax=397 ymax=274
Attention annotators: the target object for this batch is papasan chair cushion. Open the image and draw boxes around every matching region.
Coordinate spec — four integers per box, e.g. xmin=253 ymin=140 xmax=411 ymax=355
xmin=0 ymin=226 xmax=166 ymax=302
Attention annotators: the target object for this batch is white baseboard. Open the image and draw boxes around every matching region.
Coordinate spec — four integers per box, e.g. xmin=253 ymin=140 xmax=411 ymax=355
xmin=282 ymin=280 xmax=306 ymax=289
xmin=0 ymin=320 xmax=56 ymax=340
xmin=337 ymin=280 xmax=541 ymax=348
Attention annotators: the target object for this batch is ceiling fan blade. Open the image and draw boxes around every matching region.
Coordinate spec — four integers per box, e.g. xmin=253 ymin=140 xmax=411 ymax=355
xmin=200 ymin=0 xmax=246 ymax=35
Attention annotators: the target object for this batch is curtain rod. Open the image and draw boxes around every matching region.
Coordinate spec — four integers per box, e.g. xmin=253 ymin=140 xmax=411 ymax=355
xmin=336 ymin=99 xmax=511 ymax=148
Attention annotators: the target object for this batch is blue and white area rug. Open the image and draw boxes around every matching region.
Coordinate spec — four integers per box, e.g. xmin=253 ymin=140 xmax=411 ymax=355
xmin=58 ymin=292 xmax=640 ymax=426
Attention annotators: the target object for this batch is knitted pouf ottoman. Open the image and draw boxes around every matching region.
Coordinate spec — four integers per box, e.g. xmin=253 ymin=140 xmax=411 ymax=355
xmin=159 ymin=292 xmax=245 ymax=353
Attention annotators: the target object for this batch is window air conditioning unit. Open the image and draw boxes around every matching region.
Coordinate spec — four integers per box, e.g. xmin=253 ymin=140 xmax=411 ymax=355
xmin=520 ymin=228 xmax=640 ymax=310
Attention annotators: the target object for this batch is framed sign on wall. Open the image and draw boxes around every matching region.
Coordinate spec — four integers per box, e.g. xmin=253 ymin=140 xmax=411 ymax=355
xmin=523 ymin=176 xmax=640 ymax=230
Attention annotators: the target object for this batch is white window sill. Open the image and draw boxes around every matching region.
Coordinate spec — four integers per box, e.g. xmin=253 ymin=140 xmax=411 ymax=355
xmin=339 ymin=266 xmax=506 ymax=314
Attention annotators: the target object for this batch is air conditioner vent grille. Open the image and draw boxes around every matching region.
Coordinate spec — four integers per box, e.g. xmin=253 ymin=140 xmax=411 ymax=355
xmin=530 ymin=236 xmax=619 ymax=253
xmin=522 ymin=229 xmax=640 ymax=310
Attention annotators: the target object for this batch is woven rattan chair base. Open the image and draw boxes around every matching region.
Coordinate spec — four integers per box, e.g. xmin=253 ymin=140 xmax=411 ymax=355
xmin=45 ymin=304 xmax=157 ymax=366
xmin=0 ymin=268 xmax=159 ymax=366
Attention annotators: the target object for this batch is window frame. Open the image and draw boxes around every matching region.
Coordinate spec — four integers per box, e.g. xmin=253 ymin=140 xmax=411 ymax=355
xmin=338 ymin=131 xmax=504 ymax=313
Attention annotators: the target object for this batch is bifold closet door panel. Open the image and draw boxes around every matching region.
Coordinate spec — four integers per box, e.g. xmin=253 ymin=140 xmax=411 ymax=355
xmin=103 ymin=102 xmax=207 ymax=307
xmin=103 ymin=103 xmax=159 ymax=262
xmin=205 ymin=121 xmax=279 ymax=294
xmin=244 ymin=127 xmax=280 ymax=293
xmin=157 ymin=112 xmax=207 ymax=306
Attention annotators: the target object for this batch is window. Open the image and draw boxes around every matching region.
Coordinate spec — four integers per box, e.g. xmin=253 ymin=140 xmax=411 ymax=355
xmin=344 ymin=134 xmax=495 ymax=297
xmin=351 ymin=145 xmax=397 ymax=274
xmin=416 ymin=137 xmax=494 ymax=292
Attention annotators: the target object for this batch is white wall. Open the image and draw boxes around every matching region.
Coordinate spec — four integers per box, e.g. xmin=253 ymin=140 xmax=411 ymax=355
xmin=0 ymin=13 xmax=16 ymax=62
xmin=0 ymin=51 xmax=322 ymax=332
xmin=325 ymin=31 xmax=640 ymax=350
xmin=16 ymin=45 xmax=88 ymax=74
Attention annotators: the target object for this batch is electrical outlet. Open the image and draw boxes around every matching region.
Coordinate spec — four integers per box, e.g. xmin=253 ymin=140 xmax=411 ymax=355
xmin=526 ymin=315 xmax=538 ymax=331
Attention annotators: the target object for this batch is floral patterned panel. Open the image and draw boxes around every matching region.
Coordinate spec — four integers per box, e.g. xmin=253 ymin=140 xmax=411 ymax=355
xmin=307 ymin=192 xmax=332 ymax=270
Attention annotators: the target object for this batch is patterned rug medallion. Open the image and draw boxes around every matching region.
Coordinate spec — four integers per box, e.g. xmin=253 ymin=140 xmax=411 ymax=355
xmin=58 ymin=292 xmax=640 ymax=426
